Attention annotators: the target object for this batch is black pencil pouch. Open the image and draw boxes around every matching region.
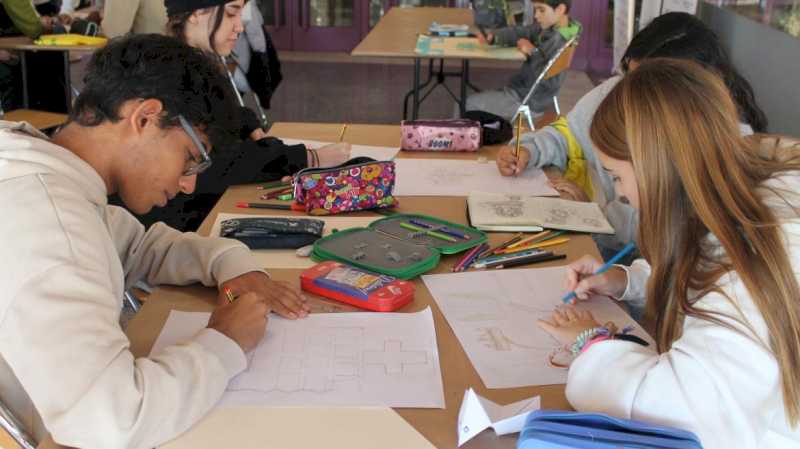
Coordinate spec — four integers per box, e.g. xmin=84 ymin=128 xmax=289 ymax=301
xmin=220 ymin=217 xmax=325 ymax=250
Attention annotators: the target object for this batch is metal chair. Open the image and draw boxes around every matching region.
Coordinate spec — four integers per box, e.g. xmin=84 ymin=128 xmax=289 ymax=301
xmin=512 ymin=36 xmax=578 ymax=131
xmin=0 ymin=398 xmax=37 ymax=449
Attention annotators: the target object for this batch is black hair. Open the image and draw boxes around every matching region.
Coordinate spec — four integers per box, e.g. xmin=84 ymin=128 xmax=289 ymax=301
xmin=166 ymin=2 xmax=246 ymax=54
xmin=70 ymin=34 xmax=239 ymax=148
xmin=537 ymin=0 xmax=571 ymax=13
xmin=621 ymin=12 xmax=767 ymax=132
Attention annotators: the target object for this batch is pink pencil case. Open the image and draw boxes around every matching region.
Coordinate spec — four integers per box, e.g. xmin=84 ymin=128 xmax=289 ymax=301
xmin=401 ymin=119 xmax=481 ymax=152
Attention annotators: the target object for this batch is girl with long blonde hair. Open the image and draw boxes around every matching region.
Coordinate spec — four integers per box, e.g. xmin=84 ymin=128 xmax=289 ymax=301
xmin=539 ymin=58 xmax=800 ymax=448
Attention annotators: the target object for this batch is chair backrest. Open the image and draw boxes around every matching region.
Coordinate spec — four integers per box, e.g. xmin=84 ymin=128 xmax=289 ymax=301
xmin=0 ymin=399 xmax=37 ymax=449
xmin=516 ymin=36 xmax=579 ymax=108
xmin=543 ymin=40 xmax=577 ymax=80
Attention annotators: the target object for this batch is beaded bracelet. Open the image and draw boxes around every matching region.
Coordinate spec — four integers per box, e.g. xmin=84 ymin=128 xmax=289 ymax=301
xmin=570 ymin=322 xmax=618 ymax=355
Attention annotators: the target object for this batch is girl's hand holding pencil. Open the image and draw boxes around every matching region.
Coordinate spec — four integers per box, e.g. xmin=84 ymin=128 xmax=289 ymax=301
xmin=563 ymin=255 xmax=628 ymax=304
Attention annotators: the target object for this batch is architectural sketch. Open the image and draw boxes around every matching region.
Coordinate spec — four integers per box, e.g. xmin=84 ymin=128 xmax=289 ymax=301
xmin=152 ymin=309 xmax=445 ymax=408
xmin=423 ymin=267 xmax=652 ymax=388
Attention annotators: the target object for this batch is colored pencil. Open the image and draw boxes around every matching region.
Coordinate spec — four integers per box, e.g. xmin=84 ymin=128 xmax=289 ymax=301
xmin=474 ymin=248 xmax=548 ymax=266
xmin=409 ymin=219 xmax=471 ymax=240
xmin=494 ymin=253 xmax=567 ymax=270
xmin=489 ymin=233 xmax=524 ymax=256
xmin=497 ymin=237 xmax=571 ymax=254
xmin=506 ymin=230 xmax=550 ymax=250
xmin=399 ymin=222 xmax=458 ymax=243
xmin=561 ymin=242 xmax=637 ymax=304
xmin=514 ymin=113 xmax=523 ymax=158
xmin=236 ymin=201 xmax=292 ymax=211
xmin=255 ymin=181 xmax=291 ymax=190
xmin=338 ymin=123 xmax=348 ymax=142
xmin=453 ymin=243 xmax=488 ymax=272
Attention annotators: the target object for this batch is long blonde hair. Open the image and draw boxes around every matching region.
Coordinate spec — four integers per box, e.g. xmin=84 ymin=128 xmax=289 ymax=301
xmin=590 ymin=58 xmax=800 ymax=424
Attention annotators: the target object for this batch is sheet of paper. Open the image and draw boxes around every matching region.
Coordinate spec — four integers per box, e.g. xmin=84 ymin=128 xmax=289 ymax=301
xmin=415 ymin=35 xmax=526 ymax=61
xmin=210 ymin=213 xmax=378 ymax=269
xmin=422 ymin=267 xmax=653 ymax=388
xmin=281 ymin=138 xmax=400 ymax=161
xmin=159 ymin=406 xmax=436 ymax=449
xmin=613 ymin=0 xmax=635 ymax=68
xmin=661 ymin=0 xmax=698 ymax=14
xmin=152 ymin=308 xmax=445 ymax=408
xmin=639 ymin=0 xmax=663 ymax=28
xmin=457 ymin=388 xmax=540 ymax=447
xmin=394 ymin=159 xmax=558 ymax=197
xmin=468 ymin=192 xmax=615 ymax=234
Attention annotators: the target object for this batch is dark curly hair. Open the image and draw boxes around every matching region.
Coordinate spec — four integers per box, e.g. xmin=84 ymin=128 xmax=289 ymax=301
xmin=70 ymin=33 xmax=240 ymax=149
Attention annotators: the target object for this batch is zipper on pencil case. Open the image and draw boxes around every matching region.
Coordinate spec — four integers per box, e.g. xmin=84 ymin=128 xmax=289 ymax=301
xmin=403 ymin=120 xmax=477 ymax=128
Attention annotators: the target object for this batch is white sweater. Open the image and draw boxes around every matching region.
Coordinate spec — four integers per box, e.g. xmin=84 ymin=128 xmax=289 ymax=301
xmin=0 ymin=122 xmax=263 ymax=449
xmin=566 ymin=173 xmax=800 ymax=449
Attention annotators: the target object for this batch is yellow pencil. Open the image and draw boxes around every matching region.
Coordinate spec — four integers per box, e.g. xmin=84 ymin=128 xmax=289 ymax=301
xmin=514 ymin=113 xmax=523 ymax=158
xmin=338 ymin=123 xmax=349 ymax=142
xmin=499 ymin=237 xmax=570 ymax=254
xmin=506 ymin=230 xmax=550 ymax=250
xmin=224 ymin=287 xmax=236 ymax=303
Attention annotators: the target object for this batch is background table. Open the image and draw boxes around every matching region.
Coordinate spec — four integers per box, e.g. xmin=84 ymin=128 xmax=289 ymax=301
xmin=3 ymin=109 xmax=68 ymax=131
xmin=352 ymin=7 xmax=524 ymax=120
xmin=38 ymin=122 xmax=596 ymax=449
xmin=0 ymin=36 xmax=104 ymax=113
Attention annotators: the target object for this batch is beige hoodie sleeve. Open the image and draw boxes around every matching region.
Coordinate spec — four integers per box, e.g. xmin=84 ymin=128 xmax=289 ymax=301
xmin=101 ymin=0 xmax=139 ymax=38
xmin=106 ymin=205 xmax=266 ymax=290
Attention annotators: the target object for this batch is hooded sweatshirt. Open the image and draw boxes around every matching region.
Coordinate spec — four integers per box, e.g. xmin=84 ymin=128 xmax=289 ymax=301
xmin=0 ymin=121 xmax=262 ymax=449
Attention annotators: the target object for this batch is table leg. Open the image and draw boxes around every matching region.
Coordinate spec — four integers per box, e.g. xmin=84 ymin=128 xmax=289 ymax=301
xmin=459 ymin=59 xmax=468 ymax=117
xmin=63 ymin=51 xmax=72 ymax=112
xmin=21 ymin=51 xmax=29 ymax=109
xmin=412 ymin=57 xmax=421 ymax=120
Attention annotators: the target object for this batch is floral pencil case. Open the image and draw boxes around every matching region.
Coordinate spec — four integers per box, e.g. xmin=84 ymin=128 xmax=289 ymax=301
xmin=401 ymin=119 xmax=481 ymax=152
xmin=293 ymin=157 xmax=398 ymax=216
xmin=220 ymin=217 xmax=324 ymax=249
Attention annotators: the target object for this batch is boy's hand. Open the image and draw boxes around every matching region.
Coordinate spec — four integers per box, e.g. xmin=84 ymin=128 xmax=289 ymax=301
xmin=219 ymin=271 xmax=310 ymax=319
xmin=208 ymin=292 xmax=269 ymax=353
xmin=496 ymin=145 xmax=533 ymax=176
xmin=477 ymin=32 xmax=494 ymax=45
xmin=517 ymin=39 xmax=536 ymax=56
xmin=548 ymin=178 xmax=590 ymax=202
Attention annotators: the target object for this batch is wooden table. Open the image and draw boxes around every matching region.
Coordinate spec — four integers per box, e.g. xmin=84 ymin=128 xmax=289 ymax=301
xmin=0 ymin=36 xmax=104 ymax=113
xmin=39 ymin=122 xmax=596 ymax=449
xmin=352 ymin=7 xmax=523 ymax=120
xmin=4 ymin=109 xmax=68 ymax=131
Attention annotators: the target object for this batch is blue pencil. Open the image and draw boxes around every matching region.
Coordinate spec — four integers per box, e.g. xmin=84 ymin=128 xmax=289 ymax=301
xmin=561 ymin=242 xmax=637 ymax=304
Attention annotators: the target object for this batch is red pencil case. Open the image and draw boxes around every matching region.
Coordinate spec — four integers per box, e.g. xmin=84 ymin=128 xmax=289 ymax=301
xmin=300 ymin=261 xmax=415 ymax=312
xmin=401 ymin=119 xmax=481 ymax=152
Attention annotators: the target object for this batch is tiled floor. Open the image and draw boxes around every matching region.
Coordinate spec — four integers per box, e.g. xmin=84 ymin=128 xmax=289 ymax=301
xmin=71 ymin=51 xmax=597 ymax=125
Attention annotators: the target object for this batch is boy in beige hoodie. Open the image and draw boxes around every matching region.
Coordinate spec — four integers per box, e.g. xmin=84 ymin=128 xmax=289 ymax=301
xmin=0 ymin=34 xmax=308 ymax=449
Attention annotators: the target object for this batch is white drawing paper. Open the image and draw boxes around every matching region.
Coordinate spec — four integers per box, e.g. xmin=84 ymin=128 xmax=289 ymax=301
xmin=281 ymin=138 xmax=400 ymax=161
xmin=422 ymin=267 xmax=653 ymax=389
xmin=457 ymin=388 xmax=540 ymax=447
xmin=467 ymin=192 xmax=615 ymax=234
xmin=151 ymin=308 xmax=445 ymax=408
xmin=210 ymin=213 xmax=378 ymax=269
xmin=393 ymin=159 xmax=558 ymax=197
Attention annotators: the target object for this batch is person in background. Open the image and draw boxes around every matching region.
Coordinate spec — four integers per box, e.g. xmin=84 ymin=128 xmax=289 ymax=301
xmin=101 ymin=0 xmax=167 ymax=37
xmin=495 ymin=12 xmax=767 ymax=260
xmin=130 ymin=0 xmax=350 ymax=231
xmin=0 ymin=0 xmax=51 ymax=38
xmin=466 ymin=0 xmax=581 ymax=120
xmin=539 ymin=58 xmax=800 ymax=449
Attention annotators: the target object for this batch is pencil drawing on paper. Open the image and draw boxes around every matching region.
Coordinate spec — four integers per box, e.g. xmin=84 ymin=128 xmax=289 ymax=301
xmin=477 ymin=327 xmax=551 ymax=352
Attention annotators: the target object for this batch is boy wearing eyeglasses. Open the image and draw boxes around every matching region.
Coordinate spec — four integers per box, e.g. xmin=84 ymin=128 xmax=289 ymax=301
xmin=0 ymin=34 xmax=309 ymax=449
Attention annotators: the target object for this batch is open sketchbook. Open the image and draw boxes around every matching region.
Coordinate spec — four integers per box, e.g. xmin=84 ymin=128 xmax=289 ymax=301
xmin=467 ymin=192 xmax=615 ymax=234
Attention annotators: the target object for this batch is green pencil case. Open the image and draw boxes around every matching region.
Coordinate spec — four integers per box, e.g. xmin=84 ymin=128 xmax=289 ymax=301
xmin=311 ymin=214 xmax=487 ymax=279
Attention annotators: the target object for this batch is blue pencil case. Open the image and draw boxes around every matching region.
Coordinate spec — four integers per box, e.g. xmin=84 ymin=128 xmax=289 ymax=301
xmin=518 ymin=410 xmax=703 ymax=449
